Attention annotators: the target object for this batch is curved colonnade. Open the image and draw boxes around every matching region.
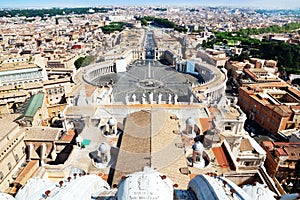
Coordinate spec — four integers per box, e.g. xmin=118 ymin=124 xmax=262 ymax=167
xmin=82 ymin=61 xmax=115 ymax=86
xmin=82 ymin=49 xmax=227 ymax=105
xmin=192 ymin=62 xmax=227 ymax=104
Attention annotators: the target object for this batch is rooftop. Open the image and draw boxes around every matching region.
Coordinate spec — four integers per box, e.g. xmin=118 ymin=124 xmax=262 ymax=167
xmin=0 ymin=63 xmax=39 ymax=72
xmin=0 ymin=114 xmax=19 ymax=140
xmin=24 ymin=127 xmax=61 ymax=141
xmin=111 ymin=109 xmax=189 ymax=189
xmin=24 ymin=93 xmax=44 ymax=118
xmin=240 ymin=139 xmax=254 ymax=152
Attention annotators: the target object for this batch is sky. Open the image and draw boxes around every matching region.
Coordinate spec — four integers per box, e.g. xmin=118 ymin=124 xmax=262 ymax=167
xmin=1 ymin=0 xmax=300 ymax=9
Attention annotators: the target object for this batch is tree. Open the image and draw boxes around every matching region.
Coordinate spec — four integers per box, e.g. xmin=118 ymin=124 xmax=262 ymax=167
xmin=201 ymin=40 xmax=209 ymax=49
xmin=74 ymin=56 xmax=94 ymax=69
xmin=101 ymin=22 xmax=125 ymax=34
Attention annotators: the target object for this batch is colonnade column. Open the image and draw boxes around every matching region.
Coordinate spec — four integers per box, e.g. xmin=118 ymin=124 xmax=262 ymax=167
xmin=40 ymin=143 xmax=47 ymax=166
xmin=27 ymin=143 xmax=34 ymax=161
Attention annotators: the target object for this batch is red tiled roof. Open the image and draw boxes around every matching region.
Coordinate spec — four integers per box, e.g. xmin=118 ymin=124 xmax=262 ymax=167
xmin=262 ymin=141 xmax=274 ymax=151
xmin=199 ymin=118 xmax=213 ymax=133
xmin=276 ymin=148 xmax=288 ymax=156
xmin=212 ymin=147 xmax=230 ymax=168
xmin=61 ymin=129 xmax=76 ymax=142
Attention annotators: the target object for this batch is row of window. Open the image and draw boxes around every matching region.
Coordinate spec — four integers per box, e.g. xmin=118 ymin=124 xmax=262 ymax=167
xmin=2 ymin=79 xmax=42 ymax=86
xmin=0 ymin=147 xmax=25 ymax=181
xmin=47 ymin=87 xmax=64 ymax=95
xmin=0 ymin=159 xmax=18 ymax=181
xmin=0 ymin=137 xmax=20 ymax=160
xmin=5 ymin=58 xmax=28 ymax=63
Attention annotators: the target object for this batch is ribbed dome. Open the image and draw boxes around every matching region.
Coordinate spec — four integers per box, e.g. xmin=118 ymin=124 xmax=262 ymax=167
xmin=98 ymin=142 xmax=111 ymax=153
xmin=108 ymin=117 xmax=117 ymax=126
xmin=117 ymin=168 xmax=173 ymax=200
xmin=185 ymin=117 xmax=195 ymax=125
xmin=193 ymin=141 xmax=204 ymax=152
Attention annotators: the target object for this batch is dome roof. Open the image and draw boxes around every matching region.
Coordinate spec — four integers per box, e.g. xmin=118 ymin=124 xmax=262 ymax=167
xmin=189 ymin=175 xmax=252 ymax=200
xmin=242 ymin=183 xmax=276 ymax=200
xmin=33 ymin=175 xmax=109 ymax=200
xmin=98 ymin=142 xmax=111 ymax=153
xmin=108 ymin=117 xmax=117 ymax=126
xmin=185 ymin=117 xmax=195 ymax=125
xmin=0 ymin=193 xmax=15 ymax=200
xmin=193 ymin=141 xmax=204 ymax=152
xmin=117 ymin=167 xmax=173 ymax=200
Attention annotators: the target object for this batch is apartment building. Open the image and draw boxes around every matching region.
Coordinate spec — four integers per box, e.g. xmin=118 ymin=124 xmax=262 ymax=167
xmin=261 ymin=141 xmax=300 ymax=182
xmin=0 ymin=115 xmax=26 ymax=192
xmin=238 ymin=82 xmax=300 ymax=135
xmin=196 ymin=49 xmax=229 ymax=67
xmin=43 ymin=77 xmax=73 ymax=106
xmin=0 ymin=60 xmax=46 ymax=87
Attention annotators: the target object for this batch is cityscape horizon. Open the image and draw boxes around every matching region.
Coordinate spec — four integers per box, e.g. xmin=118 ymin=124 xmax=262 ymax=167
xmin=1 ymin=0 xmax=300 ymax=10
xmin=0 ymin=1 xmax=299 ymax=199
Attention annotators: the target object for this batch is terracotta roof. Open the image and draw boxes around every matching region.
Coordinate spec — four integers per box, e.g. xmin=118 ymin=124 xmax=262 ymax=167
xmin=212 ymin=146 xmax=230 ymax=168
xmin=60 ymin=129 xmax=76 ymax=142
xmin=262 ymin=141 xmax=274 ymax=151
xmin=276 ymin=148 xmax=288 ymax=156
xmin=14 ymin=160 xmax=39 ymax=186
xmin=208 ymin=107 xmax=221 ymax=118
xmin=199 ymin=118 xmax=213 ymax=133
xmin=274 ymin=142 xmax=300 ymax=160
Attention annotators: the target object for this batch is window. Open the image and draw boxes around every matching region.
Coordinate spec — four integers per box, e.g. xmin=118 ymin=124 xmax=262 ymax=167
xmin=281 ymin=161 xmax=286 ymax=165
xmin=103 ymin=155 xmax=108 ymax=163
xmin=7 ymin=162 xmax=12 ymax=170
xmin=195 ymin=155 xmax=202 ymax=162
xmin=244 ymin=161 xmax=254 ymax=166
xmin=14 ymin=154 xmax=19 ymax=162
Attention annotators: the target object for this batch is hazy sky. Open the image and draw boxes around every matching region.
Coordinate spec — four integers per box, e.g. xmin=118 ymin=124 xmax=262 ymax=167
xmin=1 ymin=0 xmax=300 ymax=9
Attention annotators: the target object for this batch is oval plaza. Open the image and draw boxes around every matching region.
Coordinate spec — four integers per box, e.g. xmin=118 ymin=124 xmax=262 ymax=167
xmin=83 ymin=46 xmax=226 ymax=106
